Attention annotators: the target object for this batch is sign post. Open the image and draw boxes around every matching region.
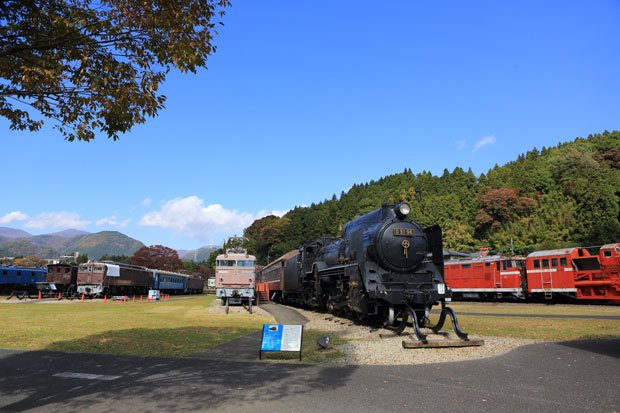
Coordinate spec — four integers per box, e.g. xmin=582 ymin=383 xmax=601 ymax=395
xmin=259 ymin=324 xmax=303 ymax=361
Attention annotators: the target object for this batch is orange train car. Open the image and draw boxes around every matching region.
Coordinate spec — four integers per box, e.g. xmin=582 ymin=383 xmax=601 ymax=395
xmin=444 ymin=244 xmax=619 ymax=304
xmin=524 ymin=248 xmax=588 ymax=300
xmin=444 ymin=257 xmax=525 ymax=300
xmin=572 ymin=243 xmax=620 ymax=304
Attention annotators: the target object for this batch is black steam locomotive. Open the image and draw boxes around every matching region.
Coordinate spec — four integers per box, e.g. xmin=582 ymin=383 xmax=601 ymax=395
xmin=259 ymin=203 xmax=473 ymax=344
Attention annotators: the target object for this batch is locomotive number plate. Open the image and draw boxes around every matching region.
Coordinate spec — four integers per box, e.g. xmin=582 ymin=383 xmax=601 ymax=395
xmin=393 ymin=228 xmax=414 ymax=236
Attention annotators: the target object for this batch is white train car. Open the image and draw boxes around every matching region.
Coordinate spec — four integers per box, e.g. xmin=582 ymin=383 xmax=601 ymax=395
xmin=215 ymin=244 xmax=256 ymax=313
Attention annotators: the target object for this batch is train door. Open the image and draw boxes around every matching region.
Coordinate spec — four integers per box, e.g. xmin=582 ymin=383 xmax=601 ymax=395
xmin=494 ymin=261 xmax=501 ymax=290
xmin=540 ymin=258 xmax=553 ymax=298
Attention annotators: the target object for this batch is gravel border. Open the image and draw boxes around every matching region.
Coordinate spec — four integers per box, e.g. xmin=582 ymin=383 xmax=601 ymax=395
xmin=291 ymin=306 xmax=540 ymax=365
xmin=207 ymin=297 xmax=272 ymax=318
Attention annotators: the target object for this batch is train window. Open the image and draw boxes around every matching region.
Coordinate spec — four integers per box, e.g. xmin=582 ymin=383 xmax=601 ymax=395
xmin=485 ymin=262 xmax=491 ymax=267
xmin=604 ymin=250 xmax=612 ymax=257
xmin=502 ymin=261 xmax=507 ymax=270
xmin=533 ymin=260 xmax=540 ymax=268
xmin=461 ymin=264 xmax=471 ymax=268
xmin=506 ymin=261 xmax=514 ymax=268
xmin=65 ymin=268 xmax=70 ymax=273
xmin=2 ymin=270 xmax=6 ymax=275
xmin=94 ymin=266 xmax=104 ymax=272
xmin=496 ymin=262 xmax=500 ymax=271
xmin=237 ymin=260 xmax=256 ymax=267
xmin=560 ymin=258 xmax=567 ymax=266
xmin=217 ymin=260 xmax=235 ymax=267
xmin=551 ymin=258 xmax=558 ymax=267
xmin=542 ymin=259 xmax=549 ymax=268
xmin=31 ymin=272 xmax=35 ymax=276
xmin=616 ymin=247 xmax=620 ymax=253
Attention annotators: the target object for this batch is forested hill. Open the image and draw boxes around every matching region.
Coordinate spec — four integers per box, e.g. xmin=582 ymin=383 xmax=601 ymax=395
xmin=245 ymin=131 xmax=620 ymax=264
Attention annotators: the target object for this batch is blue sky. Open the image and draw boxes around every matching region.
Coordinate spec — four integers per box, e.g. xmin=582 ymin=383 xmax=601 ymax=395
xmin=2 ymin=1 xmax=619 ymax=250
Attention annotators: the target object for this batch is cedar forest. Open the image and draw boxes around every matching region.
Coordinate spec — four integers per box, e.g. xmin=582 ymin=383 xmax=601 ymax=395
xmin=241 ymin=131 xmax=620 ymax=265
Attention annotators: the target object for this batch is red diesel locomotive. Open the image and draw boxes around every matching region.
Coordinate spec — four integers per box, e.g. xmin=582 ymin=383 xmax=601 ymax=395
xmin=444 ymin=243 xmax=620 ymax=304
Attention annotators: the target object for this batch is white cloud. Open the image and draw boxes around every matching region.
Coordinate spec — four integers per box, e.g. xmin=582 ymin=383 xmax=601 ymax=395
xmin=0 ymin=211 xmax=29 ymax=224
xmin=139 ymin=196 xmax=257 ymax=240
xmin=473 ymin=135 xmax=496 ymax=152
xmin=256 ymin=209 xmax=289 ymax=219
xmin=141 ymin=198 xmax=152 ymax=207
xmin=26 ymin=212 xmax=91 ymax=229
xmin=455 ymin=140 xmax=466 ymax=149
xmin=96 ymin=216 xmax=130 ymax=228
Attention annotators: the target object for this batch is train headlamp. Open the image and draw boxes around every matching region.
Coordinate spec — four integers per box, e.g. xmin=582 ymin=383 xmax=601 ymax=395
xmin=396 ymin=203 xmax=411 ymax=218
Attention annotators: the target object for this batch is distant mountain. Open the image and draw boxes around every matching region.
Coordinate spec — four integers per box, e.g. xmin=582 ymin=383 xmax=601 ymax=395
xmin=181 ymin=246 xmax=219 ymax=262
xmin=177 ymin=249 xmax=190 ymax=258
xmin=49 ymin=229 xmax=91 ymax=238
xmin=0 ymin=230 xmax=144 ymax=260
xmin=68 ymin=231 xmax=144 ymax=259
xmin=0 ymin=238 xmax=59 ymax=258
xmin=0 ymin=227 xmax=32 ymax=240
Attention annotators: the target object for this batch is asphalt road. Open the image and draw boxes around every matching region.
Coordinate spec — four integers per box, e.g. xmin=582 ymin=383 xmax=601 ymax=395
xmin=0 ymin=338 xmax=618 ymax=413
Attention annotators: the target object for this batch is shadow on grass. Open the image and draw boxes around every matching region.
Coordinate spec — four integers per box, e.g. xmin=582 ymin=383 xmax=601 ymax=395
xmin=46 ymin=326 xmax=253 ymax=357
xmin=0 ymin=326 xmax=357 ymax=412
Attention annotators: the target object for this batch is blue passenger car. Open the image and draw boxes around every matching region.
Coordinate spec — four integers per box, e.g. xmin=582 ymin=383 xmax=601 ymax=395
xmin=150 ymin=269 xmax=188 ymax=294
xmin=0 ymin=266 xmax=47 ymax=294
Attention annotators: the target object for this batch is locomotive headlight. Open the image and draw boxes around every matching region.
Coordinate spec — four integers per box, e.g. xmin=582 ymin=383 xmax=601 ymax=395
xmin=396 ymin=203 xmax=411 ymax=218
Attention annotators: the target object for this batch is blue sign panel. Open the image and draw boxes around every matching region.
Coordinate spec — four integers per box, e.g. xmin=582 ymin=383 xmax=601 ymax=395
xmin=261 ymin=324 xmax=283 ymax=351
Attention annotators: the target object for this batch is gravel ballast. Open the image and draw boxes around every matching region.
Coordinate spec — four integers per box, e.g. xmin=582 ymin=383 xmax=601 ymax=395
xmin=291 ymin=306 xmax=540 ymax=365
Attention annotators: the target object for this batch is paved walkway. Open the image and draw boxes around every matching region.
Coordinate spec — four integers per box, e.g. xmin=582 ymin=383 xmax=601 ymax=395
xmin=192 ymin=303 xmax=309 ymax=361
xmin=1 ymin=339 xmax=618 ymax=412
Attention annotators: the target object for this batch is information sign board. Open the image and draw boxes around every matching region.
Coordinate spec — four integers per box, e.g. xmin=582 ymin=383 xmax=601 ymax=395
xmin=259 ymin=324 xmax=303 ymax=360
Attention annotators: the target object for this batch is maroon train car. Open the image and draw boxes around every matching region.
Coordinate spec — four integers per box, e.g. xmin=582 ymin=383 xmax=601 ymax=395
xmin=45 ymin=263 xmax=78 ymax=295
xmin=256 ymin=249 xmax=301 ymax=302
xmin=77 ymin=262 xmax=151 ymax=297
xmin=187 ymin=276 xmax=205 ymax=294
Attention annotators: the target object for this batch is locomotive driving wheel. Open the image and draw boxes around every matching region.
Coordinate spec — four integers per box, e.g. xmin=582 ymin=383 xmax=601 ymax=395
xmin=384 ymin=307 xmax=408 ymax=335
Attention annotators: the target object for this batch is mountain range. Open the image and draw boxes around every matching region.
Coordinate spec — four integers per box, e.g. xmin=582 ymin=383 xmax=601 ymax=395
xmin=178 ymin=246 xmax=220 ymax=261
xmin=0 ymin=227 xmax=216 ymax=261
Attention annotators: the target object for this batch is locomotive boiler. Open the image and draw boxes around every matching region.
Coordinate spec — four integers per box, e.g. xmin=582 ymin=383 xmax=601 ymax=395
xmin=260 ymin=203 xmax=474 ymax=345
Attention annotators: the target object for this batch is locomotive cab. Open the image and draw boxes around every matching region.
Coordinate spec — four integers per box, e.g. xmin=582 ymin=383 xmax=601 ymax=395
xmin=215 ymin=241 xmax=257 ymax=313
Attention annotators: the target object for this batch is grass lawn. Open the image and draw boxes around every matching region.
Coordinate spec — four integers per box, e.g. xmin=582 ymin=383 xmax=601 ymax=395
xmin=447 ymin=301 xmax=620 ymax=316
xmin=453 ymin=314 xmax=620 ymax=341
xmin=1 ymin=296 xmax=617 ymax=360
xmin=433 ymin=302 xmax=620 ymax=341
xmin=0 ymin=295 xmax=273 ymax=357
